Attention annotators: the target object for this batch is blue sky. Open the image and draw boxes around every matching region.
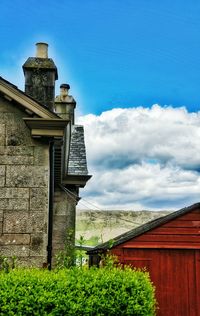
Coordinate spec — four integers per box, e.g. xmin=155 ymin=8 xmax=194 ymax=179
xmin=1 ymin=1 xmax=200 ymax=114
xmin=1 ymin=1 xmax=200 ymax=210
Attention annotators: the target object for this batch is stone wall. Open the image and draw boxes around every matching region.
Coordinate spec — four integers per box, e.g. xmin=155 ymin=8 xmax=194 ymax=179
xmin=52 ymin=187 xmax=77 ymax=265
xmin=0 ymin=96 xmax=49 ymax=267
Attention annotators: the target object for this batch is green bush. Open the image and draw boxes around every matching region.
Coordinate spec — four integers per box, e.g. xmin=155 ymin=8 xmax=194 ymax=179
xmin=0 ymin=267 xmax=156 ymax=316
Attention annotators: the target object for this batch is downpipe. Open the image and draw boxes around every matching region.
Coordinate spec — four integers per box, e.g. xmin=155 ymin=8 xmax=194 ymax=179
xmin=47 ymin=139 xmax=55 ymax=270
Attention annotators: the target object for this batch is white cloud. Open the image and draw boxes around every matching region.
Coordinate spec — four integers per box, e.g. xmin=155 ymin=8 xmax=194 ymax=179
xmin=77 ymin=105 xmax=200 ymax=211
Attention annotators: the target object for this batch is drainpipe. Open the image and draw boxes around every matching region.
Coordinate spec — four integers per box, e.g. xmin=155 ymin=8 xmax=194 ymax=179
xmin=47 ymin=139 xmax=55 ymax=270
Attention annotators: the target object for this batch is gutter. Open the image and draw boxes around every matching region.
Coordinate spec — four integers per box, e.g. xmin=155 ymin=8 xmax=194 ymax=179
xmin=75 ymin=245 xmax=95 ymax=251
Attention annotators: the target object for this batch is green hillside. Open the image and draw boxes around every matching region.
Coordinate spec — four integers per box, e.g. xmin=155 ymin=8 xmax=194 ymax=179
xmin=76 ymin=210 xmax=170 ymax=246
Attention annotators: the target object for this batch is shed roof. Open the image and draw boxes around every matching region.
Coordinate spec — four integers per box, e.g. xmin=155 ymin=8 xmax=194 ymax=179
xmin=88 ymin=202 xmax=200 ymax=253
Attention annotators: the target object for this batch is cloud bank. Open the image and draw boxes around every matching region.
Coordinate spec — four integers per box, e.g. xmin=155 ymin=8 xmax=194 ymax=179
xmin=77 ymin=105 xmax=200 ymax=211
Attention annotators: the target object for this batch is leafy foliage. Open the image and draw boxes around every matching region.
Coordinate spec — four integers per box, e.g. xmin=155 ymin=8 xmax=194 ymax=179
xmin=0 ymin=256 xmax=17 ymax=273
xmin=55 ymin=229 xmax=75 ymax=269
xmin=0 ymin=267 xmax=156 ymax=315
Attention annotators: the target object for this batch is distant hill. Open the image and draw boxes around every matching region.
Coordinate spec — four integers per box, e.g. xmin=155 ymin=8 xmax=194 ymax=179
xmin=76 ymin=210 xmax=171 ymax=246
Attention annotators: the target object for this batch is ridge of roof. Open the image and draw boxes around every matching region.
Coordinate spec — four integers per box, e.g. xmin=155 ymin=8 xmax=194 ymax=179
xmin=88 ymin=202 xmax=200 ymax=253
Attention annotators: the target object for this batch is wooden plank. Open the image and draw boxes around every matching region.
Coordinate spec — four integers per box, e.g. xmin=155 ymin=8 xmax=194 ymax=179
xmin=162 ymin=220 xmax=200 ymax=228
xmin=122 ymin=242 xmax=200 ymax=249
xmin=189 ymin=209 xmax=200 ymax=214
xmin=177 ymin=211 xmax=200 ymax=220
xmin=147 ymin=227 xmax=200 ymax=235
xmin=114 ymin=245 xmax=123 ymax=250
xmin=187 ymin=251 xmax=197 ymax=316
xmin=158 ymin=249 xmax=194 ymax=316
xmin=122 ymin=248 xmax=152 ymax=256
xmin=123 ymin=256 xmax=152 ymax=261
xmin=112 ymin=249 xmax=121 ymax=255
xmin=195 ymin=250 xmax=200 ymax=316
xmin=118 ymin=249 xmax=199 ymax=316
xmin=131 ymin=234 xmax=200 ymax=243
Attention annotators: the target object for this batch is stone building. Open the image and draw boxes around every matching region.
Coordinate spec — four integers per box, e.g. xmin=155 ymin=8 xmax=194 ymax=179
xmin=0 ymin=43 xmax=91 ymax=268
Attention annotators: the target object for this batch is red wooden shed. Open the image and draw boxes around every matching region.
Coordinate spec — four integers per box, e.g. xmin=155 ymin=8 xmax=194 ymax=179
xmin=88 ymin=203 xmax=200 ymax=316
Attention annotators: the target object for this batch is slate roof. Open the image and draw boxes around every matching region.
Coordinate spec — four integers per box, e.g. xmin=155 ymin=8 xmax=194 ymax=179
xmin=87 ymin=202 xmax=200 ymax=253
xmin=68 ymin=125 xmax=88 ymax=175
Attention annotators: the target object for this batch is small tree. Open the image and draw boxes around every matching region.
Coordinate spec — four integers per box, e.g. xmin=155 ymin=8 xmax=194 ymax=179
xmin=56 ymin=229 xmax=75 ymax=269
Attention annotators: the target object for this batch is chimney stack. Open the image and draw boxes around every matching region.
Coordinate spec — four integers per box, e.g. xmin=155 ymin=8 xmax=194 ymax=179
xmin=55 ymin=83 xmax=76 ymax=124
xmin=23 ymin=43 xmax=58 ymax=111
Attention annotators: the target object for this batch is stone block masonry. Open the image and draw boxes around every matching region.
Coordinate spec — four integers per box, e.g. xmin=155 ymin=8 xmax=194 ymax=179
xmin=52 ymin=188 xmax=77 ymax=265
xmin=0 ymin=97 xmax=49 ymax=267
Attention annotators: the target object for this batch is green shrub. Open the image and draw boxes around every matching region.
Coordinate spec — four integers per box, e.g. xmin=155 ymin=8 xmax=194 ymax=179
xmin=0 ymin=267 xmax=156 ymax=315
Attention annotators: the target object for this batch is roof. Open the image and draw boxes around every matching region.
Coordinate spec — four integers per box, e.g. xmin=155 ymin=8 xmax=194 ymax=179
xmin=88 ymin=202 xmax=200 ymax=253
xmin=0 ymin=75 xmax=90 ymax=183
xmin=0 ymin=76 xmax=60 ymax=119
xmin=68 ymin=125 xmax=88 ymax=175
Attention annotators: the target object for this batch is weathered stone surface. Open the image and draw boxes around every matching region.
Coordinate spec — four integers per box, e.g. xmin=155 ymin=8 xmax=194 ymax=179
xmin=0 ymin=146 xmax=34 ymax=156
xmin=6 ymin=165 xmax=48 ymax=187
xmin=0 ymin=245 xmax=30 ymax=257
xmin=0 ymin=78 xmax=59 ymax=267
xmin=51 ymin=232 xmax=66 ymax=249
xmin=3 ymin=211 xmax=30 ymax=233
xmin=53 ymin=188 xmax=76 ymax=255
xmin=0 ymin=68 xmax=82 ymax=266
xmin=0 ymin=198 xmax=29 ymax=210
xmin=0 ymin=97 xmax=21 ymax=113
xmin=0 ymin=188 xmax=29 ymax=199
xmin=0 ymin=155 xmax=33 ymax=165
xmin=5 ymin=113 xmax=35 ymax=146
xmin=0 ymin=165 xmax=5 ymax=187
xmin=52 ymin=214 xmax=75 ymax=251
xmin=3 ymin=211 xmax=46 ymax=233
xmin=23 ymin=56 xmax=57 ymax=111
xmin=0 ymin=124 xmax=5 ymax=146
xmin=34 ymin=146 xmax=49 ymax=166
xmin=52 ymin=242 xmax=65 ymax=251
xmin=52 ymin=215 xmax=68 ymax=232
xmin=54 ymin=189 xmax=76 ymax=216
xmin=30 ymin=234 xmax=44 ymax=256
xmin=54 ymin=190 xmax=63 ymax=203
xmin=30 ymin=212 xmax=47 ymax=233
xmin=30 ymin=188 xmax=48 ymax=211
xmin=51 ymin=228 xmax=66 ymax=240
xmin=0 ymin=234 xmax=30 ymax=245
xmin=17 ymin=256 xmax=45 ymax=268
xmin=0 ymin=165 xmax=5 ymax=175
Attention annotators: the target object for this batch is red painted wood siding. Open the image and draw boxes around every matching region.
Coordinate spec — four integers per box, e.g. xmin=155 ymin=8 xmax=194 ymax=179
xmin=117 ymin=249 xmax=199 ymax=316
xmin=111 ymin=209 xmax=200 ymax=315
xmin=115 ymin=209 xmax=200 ymax=250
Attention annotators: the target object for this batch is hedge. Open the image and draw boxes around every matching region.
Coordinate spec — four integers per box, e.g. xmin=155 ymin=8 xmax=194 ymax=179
xmin=0 ymin=267 xmax=156 ymax=315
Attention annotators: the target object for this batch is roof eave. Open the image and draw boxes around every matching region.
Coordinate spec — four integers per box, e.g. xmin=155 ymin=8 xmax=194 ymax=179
xmin=24 ymin=118 xmax=70 ymax=138
xmin=62 ymin=174 xmax=92 ymax=187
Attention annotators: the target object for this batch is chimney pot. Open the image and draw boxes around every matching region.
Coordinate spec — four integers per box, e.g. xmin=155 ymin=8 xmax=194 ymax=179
xmin=36 ymin=42 xmax=48 ymax=58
